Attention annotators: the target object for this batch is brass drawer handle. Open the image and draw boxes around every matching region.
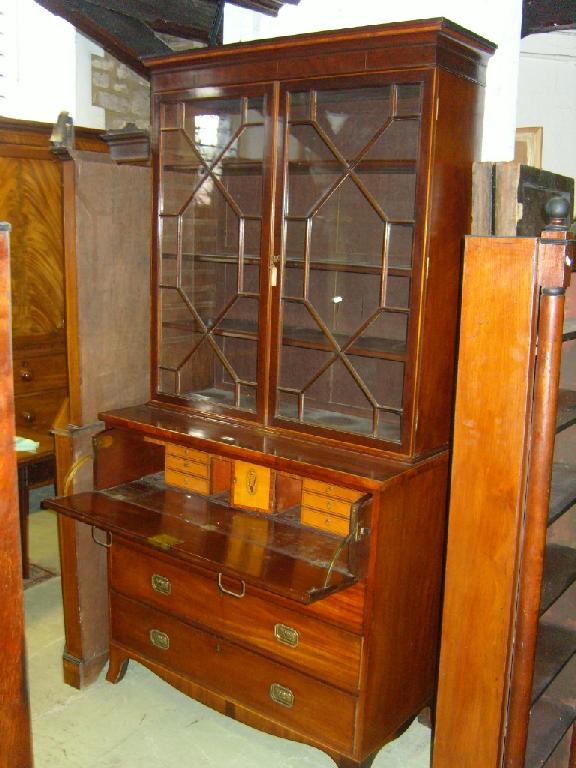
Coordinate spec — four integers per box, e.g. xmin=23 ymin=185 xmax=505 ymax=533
xmin=269 ymin=683 xmax=294 ymax=708
xmin=151 ymin=573 xmax=171 ymax=596
xmin=274 ymin=623 xmax=299 ymax=648
xmin=149 ymin=629 xmax=170 ymax=650
xmin=217 ymin=573 xmax=246 ymax=598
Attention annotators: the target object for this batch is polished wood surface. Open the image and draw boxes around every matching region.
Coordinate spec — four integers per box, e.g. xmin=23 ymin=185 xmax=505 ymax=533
xmin=55 ymin=149 xmax=152 ymax=687
xmin=434 ymin=227 xmax=576 ymax=768
xmin=109 ymin=539 xmax=362 ymax=691
xmin=504 ymin=287 xmax=566 ymax=766
xmin=433 ymin=236 xmax=540 ymax=768
xmin=148 ymin=20 xmax=494 ymax=458
xmin=0 ymin=224 xmax=33 ymax=768
xmin=51 ymin=20 xmax=494 ymax=768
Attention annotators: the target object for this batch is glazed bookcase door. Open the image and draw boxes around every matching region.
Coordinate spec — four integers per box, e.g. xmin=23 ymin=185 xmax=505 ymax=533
xmin=270 ymin=74 xmax=432 ymax=450
xmin=153 ymin=86 xmax=275 ymax=420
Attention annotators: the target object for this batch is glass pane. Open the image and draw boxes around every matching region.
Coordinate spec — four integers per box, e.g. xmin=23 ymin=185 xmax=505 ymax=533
xmin=277 ymin=80 xmax=422 ymax=442
xmin=157 ymin=93 xmax=266 ymax=414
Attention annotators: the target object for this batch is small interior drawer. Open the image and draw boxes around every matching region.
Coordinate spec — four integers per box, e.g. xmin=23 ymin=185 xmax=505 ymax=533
xmin=13 ymin=352 xmax=67 ymax=395
xmin=301 ymin=507 xmax=351 ymax=536
xmin=301 ymin=491 xmax=353 ymax=518
xmin=166 ymin=444 xmax=209 ymax=463
xmin=165 ymin=469 xmax=209 ymax=495
xmin=302 ymin=479 xmax=363 ymax=503
xmin=165 ymin=453 xmax=210 ymax=478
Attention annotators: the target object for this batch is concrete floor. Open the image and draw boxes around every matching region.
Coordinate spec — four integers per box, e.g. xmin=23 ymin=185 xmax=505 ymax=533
xmin=25 ymin=504 xmax=432 ymax=768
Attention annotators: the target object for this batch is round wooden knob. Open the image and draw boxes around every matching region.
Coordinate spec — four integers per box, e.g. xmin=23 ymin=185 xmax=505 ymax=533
xmin=21 ymin=411 xmax=36 ymax=424
xmin=545 ymin=196 xmax=570 ymax=231
xmin=19 ymin=364 xmax=32 ymax=381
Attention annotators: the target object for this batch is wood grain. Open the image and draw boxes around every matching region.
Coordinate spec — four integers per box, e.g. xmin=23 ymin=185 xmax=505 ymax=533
xmin=0 ymin=224 xmax=33 ymax=767
xmin=433 ymin=236 xmax=539 ymax=768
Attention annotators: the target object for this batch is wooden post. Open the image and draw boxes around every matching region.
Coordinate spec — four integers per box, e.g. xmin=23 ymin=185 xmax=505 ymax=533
xmin=0 ymin=223 xmax=34 ymax=767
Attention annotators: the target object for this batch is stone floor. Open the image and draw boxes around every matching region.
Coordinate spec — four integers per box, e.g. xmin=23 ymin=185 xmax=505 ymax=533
xmin=25 ymin=502 xmax=432 ymax=768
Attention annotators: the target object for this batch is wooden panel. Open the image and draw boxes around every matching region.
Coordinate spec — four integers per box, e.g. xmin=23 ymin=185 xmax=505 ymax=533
xmin=360 ymin=455 xmax=449 ymax=755
xmin=433 ymin=237 xmax=539 ymax=768
xmin=0 ymin=225 xmax=33 ymax=767
xmin=110 ymin=592 xmax=357 ymax=753
xmin=68 ymin=151 xmax=151 ymax=425
xmin=414 ymin=69 xmax=485 ymax=456
xmin=0 ymin=156 xmax=64 ymax=336
xmin=232 ymin=460 xmax=272 ymax=512
xmin=109 ymin=540 xmax=362 ymax=691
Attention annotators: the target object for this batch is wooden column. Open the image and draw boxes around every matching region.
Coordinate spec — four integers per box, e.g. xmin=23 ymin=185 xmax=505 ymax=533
xmin=0 ymin=223 xmax=33 ymax=768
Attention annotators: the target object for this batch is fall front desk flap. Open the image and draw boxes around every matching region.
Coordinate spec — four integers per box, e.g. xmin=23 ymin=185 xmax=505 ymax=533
xmin=44 ymin=473 xmax=372 ymax=604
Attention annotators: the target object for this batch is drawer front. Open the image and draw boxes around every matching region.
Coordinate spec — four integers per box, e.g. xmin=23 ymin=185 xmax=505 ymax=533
xmin=301 ymin=490 xmax=353 ymax=518
xmin=110 ymin=541 xmax=362 ymax=692
xmin=110 ymin=592 xmax=356 ymax=752
xmin=13 ymin=352 xmax=67 ymax=396
xmin=165 ymin=469 xmax=210 ymax=495
xmin=165 ymin=453 xmax=210 ymax=478
xmin=166 ymin=444 xmax=209 ymax=463
xmin=302 ymin=479 xmax=363 ymax=503
xmin=14 ymin=388 xmax=67 ymax=429
xmin=301 ymin=507 xmax=351 ymax=536
xmin=232 ymin=460 xmax=272 ymax=512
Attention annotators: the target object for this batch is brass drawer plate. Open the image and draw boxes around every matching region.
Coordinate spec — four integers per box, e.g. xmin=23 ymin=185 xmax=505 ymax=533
xmin=274 ymin=623 xmax=299 ymax=648
xmin=269 ymin=682 xmax=295 ymax=708
xmin=149 ymin=628 xmax=170 ymax=650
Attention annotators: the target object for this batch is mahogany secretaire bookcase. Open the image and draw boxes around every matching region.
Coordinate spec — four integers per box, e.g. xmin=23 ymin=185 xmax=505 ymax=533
xmin=46 ymin=19 xmax=495 ymax=768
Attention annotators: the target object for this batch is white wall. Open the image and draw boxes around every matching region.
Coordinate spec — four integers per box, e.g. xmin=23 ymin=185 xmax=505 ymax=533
xmin=224 ymin=0 xmax=523 ymax=162
xmin=517 ymin=32 xmax=576 ymax=180
xmin=0 ymin=0 xmax=104 ymax=128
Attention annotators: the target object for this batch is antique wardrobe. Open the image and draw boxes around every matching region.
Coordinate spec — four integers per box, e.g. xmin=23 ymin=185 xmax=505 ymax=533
xmin=46 ymin=18 xmax=495 ymax=768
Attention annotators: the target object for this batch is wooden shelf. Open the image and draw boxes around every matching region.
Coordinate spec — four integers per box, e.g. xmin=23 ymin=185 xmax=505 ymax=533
xmin=549 ymin=463 xmax=576 ymax=525
xmin=556 ymin=389 xmax=576 ymax=433
xmin=540 ymin=545 xmax=576 ymax=614
xmin=283 ymin=258 xmax=412 ymax=277
xmin=161 ymin=252 xmax=412 ymax=278
xmin=525 ymin=695 xmax=575 ymax=768
xmin=532 ymin=623 xmax=576 ymax=702
xmin=287 ymin=158 xmax=417 ymax=174
xmin=562 ymin=317 xmax=576 ymax=342
xmin=161 ymin=318 xmax=408 ymax=361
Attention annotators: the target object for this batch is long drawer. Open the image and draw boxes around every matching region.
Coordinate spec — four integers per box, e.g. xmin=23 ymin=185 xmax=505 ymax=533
xmin=110 ymin=592 xmax=357 ymax=753
xmin=109 ymin=540 xmax=362 ymax=692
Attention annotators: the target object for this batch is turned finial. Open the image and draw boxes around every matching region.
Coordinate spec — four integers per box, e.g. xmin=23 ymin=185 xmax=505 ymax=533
xmin=545 ymin=196 xmax=570 ymax=231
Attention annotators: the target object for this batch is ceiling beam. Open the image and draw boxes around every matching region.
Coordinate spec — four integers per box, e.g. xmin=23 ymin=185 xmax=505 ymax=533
xmin=522 ymin=0 xmax=576 ymax=37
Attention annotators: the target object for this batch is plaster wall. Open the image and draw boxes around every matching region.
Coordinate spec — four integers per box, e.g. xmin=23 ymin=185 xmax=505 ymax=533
xmin=516 ymin=32 xmax=576 ymax=180
xmin=0 ymin=0 xmax=104 ymax=128
xmin=224 ymin=0 xmax=523 ymax=162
